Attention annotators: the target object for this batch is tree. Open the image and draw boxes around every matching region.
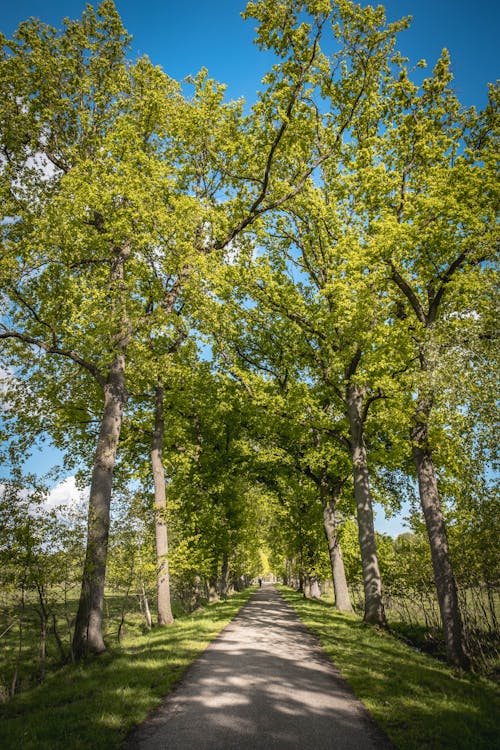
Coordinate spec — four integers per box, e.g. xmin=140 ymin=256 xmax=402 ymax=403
xmin=203 ymin=0 xmax=414 ymax=626
xmin=361 ymin=55 xmax=499 ymax=669
xmin=211 ymin=178 xmax=404 ymax=625
xmin=0 ymin=479 xmax=85 ymax=692
xmin=3 ymin=0 xmax=495 ymax=669
xmin=1 ymin=0 xmax=332 ymax=655
xmin=204 ymin=278 xmax=358 ymax=607
xmin=152 ymin=366 xmax=263 ymax=600
xmin=1 ymin=1 xmax=139 ymax=656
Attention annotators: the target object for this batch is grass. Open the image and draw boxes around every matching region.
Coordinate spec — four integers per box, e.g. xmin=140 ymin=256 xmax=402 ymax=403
xmin=279 ymin=586 xmax=500 ymax=750
xmin=0 ymin=590 xmax=194 ymax=698
xmin=0 ymin=587 xmax=254 ymax=750
xmin=2 ymin=585 xmax=498 ymax=750
xmin=343 ymin=583 xmax=500 ymax=675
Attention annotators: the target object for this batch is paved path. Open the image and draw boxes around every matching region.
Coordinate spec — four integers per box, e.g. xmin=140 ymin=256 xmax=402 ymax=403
xmin=125 ymin=585 xmax=393 ymax=750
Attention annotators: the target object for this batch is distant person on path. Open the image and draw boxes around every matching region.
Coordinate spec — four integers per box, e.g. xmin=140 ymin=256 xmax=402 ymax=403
xmin=258 ymin=577 xmax=262 ymax=587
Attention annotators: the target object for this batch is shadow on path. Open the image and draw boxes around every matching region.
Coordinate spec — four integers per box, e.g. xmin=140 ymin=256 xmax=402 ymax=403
xmin=125 ymin=585 xmax=393 ymax=750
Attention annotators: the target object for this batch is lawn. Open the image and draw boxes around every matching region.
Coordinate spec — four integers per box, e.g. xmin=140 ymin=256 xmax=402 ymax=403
xmin=2 ymin=585 xmax=498 ymax=750
xmin=0 ymin=588 xmax=254 ymax=750
xmin=280 ymin=587 xmax=500 ymax=750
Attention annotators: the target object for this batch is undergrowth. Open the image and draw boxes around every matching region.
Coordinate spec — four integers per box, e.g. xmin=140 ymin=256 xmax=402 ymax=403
xmin=280 ymin=587 xmax=500 ymax=750
xmin=0 ymin=588 xmax=254 ymax=750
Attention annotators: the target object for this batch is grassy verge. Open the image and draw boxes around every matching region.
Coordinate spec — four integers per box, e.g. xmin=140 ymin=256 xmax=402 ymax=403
xmin=279 ymin=587 xmax=499 ymax=750
xmin=0 ymin=587 xmax=254 ymax=750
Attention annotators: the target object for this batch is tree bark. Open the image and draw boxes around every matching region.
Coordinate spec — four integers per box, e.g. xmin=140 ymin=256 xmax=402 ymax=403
xmin=309 ymin=576 xmax=321 ymax=598
xmin=219 ymin=552 xmax=230 ymax=597
xmin=321 ymin=500 xmax=353 ymax=612
xmin=140 ymin=581 xmax=153 ymax=630
xmin=152 ymin=383 xmax=174 ymax=625
xmin=411 ymin=397 xmax=470 ymax=669
xmin=346 ymin=383 xmax=387 ymax=626
xmin=72 ymin=351 xmax=127 ymax=658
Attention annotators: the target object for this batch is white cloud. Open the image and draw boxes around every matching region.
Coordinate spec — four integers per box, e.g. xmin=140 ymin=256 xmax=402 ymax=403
xmin=43 ymin=476 xmax=88 ymax=512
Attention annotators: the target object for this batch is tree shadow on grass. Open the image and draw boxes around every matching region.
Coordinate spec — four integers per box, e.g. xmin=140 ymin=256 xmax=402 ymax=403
xmin=1 ymin=586 xmax=497 ymax=750
xmin=124 ymin=585 xmax=392 ymax=750
xmin=282 ymin=589 xmax=499 ymax=750
xmin=0 ymin=589 xmax=254 ymax=750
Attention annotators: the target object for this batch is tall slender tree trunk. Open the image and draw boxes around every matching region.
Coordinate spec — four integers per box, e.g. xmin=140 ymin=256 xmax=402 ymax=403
xmin=36 ymin=583 xmax=49 ymax=682
xmin=72 ymin=351 xmax=127 ymax=658
xmin=152 ymin=383 xmax=174 ymax=625
xmin=140 ymin=581 xmax=153 ymax=630
xmin=346 ymin=383 xmax=387 ymax=626
xmin=411 ymin=396 xmax=470 ymax=669
xmin=321 ymin=499 xmax=353 ymax=612
xmin=219 ymin=552 xmax=230 ymax=597
xmin=11 ymin=599 xmax=24 ymax=697
xmin=72 ymin=242 xmax=132 ymax=659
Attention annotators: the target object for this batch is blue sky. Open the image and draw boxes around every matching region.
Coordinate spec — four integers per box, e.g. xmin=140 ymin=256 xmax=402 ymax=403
xmin=1 ymin=0 xmax=498 ymax=109
xmin=1 ymin=0 xmax=497 ymax=534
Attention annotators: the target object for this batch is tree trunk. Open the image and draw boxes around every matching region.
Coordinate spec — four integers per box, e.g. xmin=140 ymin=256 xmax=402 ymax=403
xmin=52 ymin=612 xmax=66 ymax=662
xmin=346 ymin=383 xmax=387 ymax=626
xmin=219 ymin=552 xmax=230 ymax=597
xmin=37 ymin=611 xmax=47 ymax=683
xmin=322 ymin=500 xmax=353 ymax=612
xmin=64 ymin=585 xmax=75 ymax=663
xmin=35 ymin=583 xmax=49 ymax=682
xmin=11 ymin=607 xmax=23 ymax=697
xmin=152 ymin=383 xmax=174 ymax=625
xmin=117 ymin=579 xmax=133 ymax=644
xmin=304 ymin=576 xmax=311 ymax=598
xmin=309 ymin=576 xmax=321 ymax=598
xmin=298 ymin=569 xmax=305 ymax=594
xmin=72 ymin=352 xmax=127 ymax=658
xmin=140 ymin=581 xmax=153 ymax=630
xmin=411 ymin=398 xmax=470 ymax=669
xmin=486 ymin=582 xmax=498 ymax=633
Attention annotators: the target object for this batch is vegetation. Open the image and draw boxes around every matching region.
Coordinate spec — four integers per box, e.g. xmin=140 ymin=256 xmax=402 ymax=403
xmin=0 ymin=588 xmax=254 ymax=749
xmin=280 ymin=587 xmax=499 ymax=750
xmin=0 ymin=1 xmax=498 ymax=743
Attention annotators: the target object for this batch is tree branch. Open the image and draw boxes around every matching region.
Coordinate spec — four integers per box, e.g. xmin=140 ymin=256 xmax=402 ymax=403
xmin=215 ymin=25 xmax=326 ymax=250
xmin=0 ymin=328 xmax=105 ymax=387
xmin=427 ymin=248 xmax=472 ymax=325
xmin=345 ymin=347 xmax=362 ymax=380
xmin=361 ymin=389 xmax=387 ymax=424
xmin=387 ymin=260 xmax=427 ymax=325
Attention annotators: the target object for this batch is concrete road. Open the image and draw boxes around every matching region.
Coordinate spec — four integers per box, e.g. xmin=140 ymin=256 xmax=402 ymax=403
xmin=125 ymin=585 xmax=393 ymax=750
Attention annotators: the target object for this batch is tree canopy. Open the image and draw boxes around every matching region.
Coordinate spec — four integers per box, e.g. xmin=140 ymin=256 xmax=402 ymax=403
xmin=0 ymin=0 xmax=498 ymax=675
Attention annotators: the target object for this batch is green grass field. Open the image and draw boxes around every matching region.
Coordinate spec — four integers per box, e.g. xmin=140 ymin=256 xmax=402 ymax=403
xmin=0 ymin=588 xmax=254 ymax=750
xmin=1 ymin=585 xmax=499 ymax=750
xmin=280 ymin=587 xmax=500 ymax=750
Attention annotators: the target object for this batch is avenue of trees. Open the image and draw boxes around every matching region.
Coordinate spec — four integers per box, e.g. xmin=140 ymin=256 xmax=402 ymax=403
xmin=0 ymin=0 xmax=498 ymax=691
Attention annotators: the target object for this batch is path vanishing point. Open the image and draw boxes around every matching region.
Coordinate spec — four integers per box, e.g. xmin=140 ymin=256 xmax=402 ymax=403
xmin=125 ymin=585 xmax=393 ymax=750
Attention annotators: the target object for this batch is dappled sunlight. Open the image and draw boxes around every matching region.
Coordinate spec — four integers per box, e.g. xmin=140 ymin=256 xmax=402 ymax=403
xmin=126 ymin=586 xmax=391 ymax=750
xmin=280 ymin=588 xmax=499 ymax=750
xmin=0 ymin=590 xmax=254 ymax=750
